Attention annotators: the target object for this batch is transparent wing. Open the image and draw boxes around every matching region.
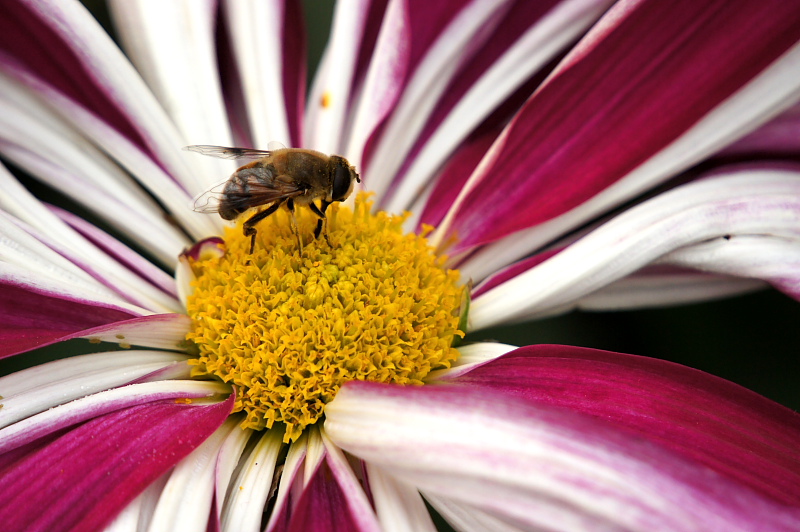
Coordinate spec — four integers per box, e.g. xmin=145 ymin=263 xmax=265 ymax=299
xmin=191 ymin=177 xmax=230 ymax=213
xmin=183 ymin=145 xmax=272 ymax=160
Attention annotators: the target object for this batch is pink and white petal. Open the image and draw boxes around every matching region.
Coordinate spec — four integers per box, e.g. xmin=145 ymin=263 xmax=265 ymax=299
xmin=366 ymin=463 xmax=437 ymax=532
xmin=0 ymin=380 xmax=230 ymax=455
xmin=721 ymin=102 xmax=800 ymax=158
xmin=424 ymin=494 xmax=527 ymax=532
xmin=265 ymin=431 xmax=311 ymax=532
xmin=357 ymin=0 xmax=514 ymax=200
xmin=1 ymin=209 xmax=182 ymax=313
xmin=320 ymin=431 xmax=382 ymax=531
xmin=304 ymin=0 xmax=379 ymax=154
xmin=211 ymin=418 xmax=252 ymax=529
xmin=0 ymin=153 xmax=185 ymax=302
xmin=0 ymin=211 xmax=104 ymax=293
xmin=436 ymin=1 xmax=800 ymax=254
xmin=326 ymin=382 xmax=800 ymax=531
xmin=577 ymin=268 xmax=765 ymax=311
xmin=146 ymin=418 xmax=240 ymax=532
xmin=108 ymin=0 xmax=233 ymax=148
xmin=0 ymin=263 xmax=149 ymax=358
xmin=446 ymin=344 xmax=800 ymax=506
xmin=658 ymin=234 xmax=800 ymax=299
xmin=0 ymin=0 xmax=215 ymax=193
xmin=0 ymin=122 xmax=189 ymax=264
xmin=221 ymin=427 xmax=284 ymax=532
xmin=469 ymin=168 xmax=800 ymax=329
xmin=426 ymin=342 xmax=518 ymax=381
xmin=223 ymin=1 xmax=301 ymax=148
xmin=0 ymin=350 xmax=189 ymax=428
xmin=344 ymin=0 xmax=493 ymax=169
xmin=385 ymin=0 xmax=615 ymax=214
xmin=54 ymin=207 xmax=179 ymax=298
xmin=0 ymin=389 xmax=233 ymax=532
xmin=0 ymin=64 xmax=221 ymax=236
xmin=275 ymin=432 xmax=380 ymax=532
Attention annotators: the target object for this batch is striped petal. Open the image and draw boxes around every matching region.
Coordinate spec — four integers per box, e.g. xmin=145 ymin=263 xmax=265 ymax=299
xmin=0 ymin=0 xmax=211 ymax=192
xmin=383 ymin=0 xmax=616 ymax=214
xmin=273 ymin=432 xmax=380 ymax=532
xmin=436 ymin=0 xmax=800 ymax=254
xmin=325 ymin=381 xmax=800 ymax=531
xmin=0 ymin=350 xmax=190 ymax=428
xmin=147 ymin=419 xmax=240 ymax=532
xmin=0 ymin=263 xmax=144 ymax=359
xmin=221 ymin=428 xmax=284 ymax=532
xmin=469 ymin=167 xmax=800 ymax=328
xmin=445 ymin=344 xmax=800 ymax=506
xmin=0 ymin=386 xmax=233 ymax=532
xmin=222 ymin=0 xmax=305 ymax=148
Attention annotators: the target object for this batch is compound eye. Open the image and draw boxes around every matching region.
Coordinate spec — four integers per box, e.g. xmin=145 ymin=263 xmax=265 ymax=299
xmin=331 ymin=163 xmax=352 ymax=201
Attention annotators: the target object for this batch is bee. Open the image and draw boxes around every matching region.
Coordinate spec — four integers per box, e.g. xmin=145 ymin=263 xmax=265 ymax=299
xmin=186 ymin=145 xmax=360 ymax=253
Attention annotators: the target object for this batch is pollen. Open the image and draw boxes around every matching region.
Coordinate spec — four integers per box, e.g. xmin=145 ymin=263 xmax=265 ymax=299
xmin=321 ymin=91 xmax=332 ymax=108
xmin=185 ymin=194 xmax=464 ymax=442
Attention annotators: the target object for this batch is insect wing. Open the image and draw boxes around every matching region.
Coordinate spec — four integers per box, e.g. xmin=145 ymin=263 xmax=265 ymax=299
xmin=191 ymin=178 xmax=231 ymax=213
xmin=245 ymin=175 xmax=306 ymax=205
xmin=183 ymin=145 xmax=272 ymax=160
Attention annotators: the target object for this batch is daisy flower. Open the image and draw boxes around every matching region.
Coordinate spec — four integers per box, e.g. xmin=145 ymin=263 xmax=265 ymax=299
xmin=1 ymin=0 xmax=800 ymax=531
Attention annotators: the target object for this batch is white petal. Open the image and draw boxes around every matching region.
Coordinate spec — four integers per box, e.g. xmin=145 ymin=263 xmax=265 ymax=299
xmin=213 ymin=419 xmax=253 ymax=526
xmin=426 ymin=342 xmax=518 ymax=381
xmin=223 ymin=1 xmax=292 ymax=147
xmin=577 ymin=270 xmax=765 ymax=311
xmin=108 ymin=0 xmax=234 ymax=149
xmin=659 ymin=234 xmax=800 ymax=298
xmin=367 ymin=463 xmax=437 ymax=532
xmin=148 ymin=419 xmax=240 ymax=532
xmin=304 ymin=0 xmax=373 ymax=154
xmin=221 ymin=428 xmax=284 ymax=532
xmin=78 ymin=313 xmax=192 ymax=352
xmin=425 ymin=493 xmax=527 ymax=532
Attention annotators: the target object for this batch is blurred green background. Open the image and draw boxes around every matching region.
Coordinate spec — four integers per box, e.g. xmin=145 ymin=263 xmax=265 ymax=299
xmin=4 ymin=0 xmax=797 ymax=413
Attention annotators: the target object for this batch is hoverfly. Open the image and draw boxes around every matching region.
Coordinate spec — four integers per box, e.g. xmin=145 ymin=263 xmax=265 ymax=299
xmin=186 ymin=145 xmax=360 ymax=253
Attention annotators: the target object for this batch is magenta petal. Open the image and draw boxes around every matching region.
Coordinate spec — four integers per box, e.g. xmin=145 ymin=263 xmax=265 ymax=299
xmin=0 ymin=279 xmax=139 ymax=359
xmin=446 ymin=0 xmax=800 ymax=251
xmin=0 ymin=394 xmax=234 ymax=532
xmin=282 ymin=0 xmax=306 ymax=147
xmin=448 ymin=344 xmax=800 ymax=506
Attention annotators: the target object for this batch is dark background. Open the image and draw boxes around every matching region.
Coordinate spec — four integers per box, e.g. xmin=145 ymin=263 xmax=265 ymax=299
xmin=5 ymin=0 xmax=797 ymax=412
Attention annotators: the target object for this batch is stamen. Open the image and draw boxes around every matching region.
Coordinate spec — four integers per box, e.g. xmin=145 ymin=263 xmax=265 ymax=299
xmin=185 ymin=194 xmax=465 ymax=442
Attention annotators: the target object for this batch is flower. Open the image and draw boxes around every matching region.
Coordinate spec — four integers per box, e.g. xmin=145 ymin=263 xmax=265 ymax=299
xmin=1 ymin=0 xmax=800 ymax=531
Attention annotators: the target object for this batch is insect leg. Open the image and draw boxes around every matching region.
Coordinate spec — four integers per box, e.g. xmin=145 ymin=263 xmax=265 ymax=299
xmin=244 ymin=200 xmax=284 ymax=253
xmin=310 ymin=200 xmax=332 ymax=245
xmin=286 ymin=199 xmax=303 ymax=252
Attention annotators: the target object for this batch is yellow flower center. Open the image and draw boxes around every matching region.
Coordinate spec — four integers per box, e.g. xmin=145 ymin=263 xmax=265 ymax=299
xmin=185 ymin=194 xmax=465 ymax=442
